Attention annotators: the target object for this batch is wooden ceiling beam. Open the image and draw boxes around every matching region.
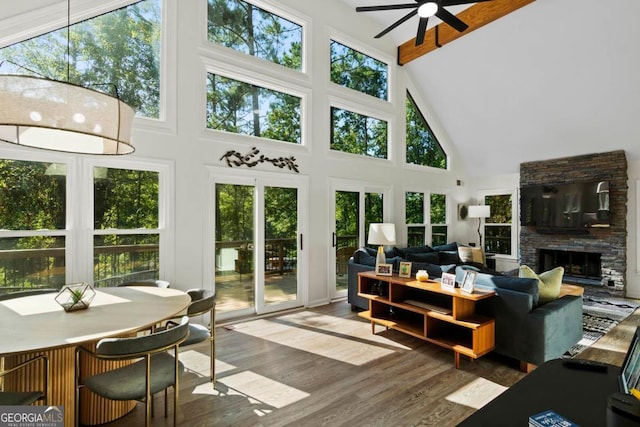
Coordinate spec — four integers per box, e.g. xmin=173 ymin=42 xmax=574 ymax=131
xmin=397 ymin=0 xmax=536 ymax=66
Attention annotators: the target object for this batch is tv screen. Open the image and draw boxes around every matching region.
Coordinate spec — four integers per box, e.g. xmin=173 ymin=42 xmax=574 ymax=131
xmin=620 ymin=326 xmax=640 ymax=394
xmin=520 ymin=180 xmax=610 ymax=228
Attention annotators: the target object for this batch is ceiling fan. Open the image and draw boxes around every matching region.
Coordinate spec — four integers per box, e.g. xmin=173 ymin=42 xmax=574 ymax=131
xmin=356 ymin=1 xmax=493 ymax=46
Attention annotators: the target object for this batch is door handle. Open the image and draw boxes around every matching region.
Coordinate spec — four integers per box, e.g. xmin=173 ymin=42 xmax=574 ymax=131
xmin=300 ymin=234 xmax=303 ymax=250
xmin=332 ymin=232 xmax=336 ymax=247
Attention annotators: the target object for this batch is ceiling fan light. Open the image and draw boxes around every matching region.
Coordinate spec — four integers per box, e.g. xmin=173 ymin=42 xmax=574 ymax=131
xmin=417 ymin=2 xmax=438 ymax=18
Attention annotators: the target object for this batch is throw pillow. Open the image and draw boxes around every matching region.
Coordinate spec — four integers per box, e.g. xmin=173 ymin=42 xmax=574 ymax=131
xmin=458 ymin=246 xmax=485 ymax=265
xmin=492 ymin=276 xmax=540 ymax=306
xmin=519 ymin=265 xmax=564 ymax=305
xmin=407 ymin=251 xmax=440 ymax=264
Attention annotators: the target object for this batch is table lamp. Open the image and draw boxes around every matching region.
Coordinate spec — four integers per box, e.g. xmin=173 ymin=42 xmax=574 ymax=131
xmin=468 ymin=205 xmax=491 ymax=248
xmin=367 ymin=223 xmax=396 ymax=268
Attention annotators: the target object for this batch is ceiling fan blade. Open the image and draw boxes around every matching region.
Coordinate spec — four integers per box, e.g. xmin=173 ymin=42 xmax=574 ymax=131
xmin=374 ymin=9 xmax=418 ymax=38
xmin=356 ymin=4 xmax=419 ymax=12
xmin=441 ymin=0 xmax=492 ymax=6
xmin=435 ymin=7 xmax=469 ymax=32
xmin=415 ymin=16 xmax=429 ymax=46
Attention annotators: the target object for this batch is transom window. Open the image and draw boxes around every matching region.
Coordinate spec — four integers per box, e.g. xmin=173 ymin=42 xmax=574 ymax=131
xmin=330 ymin=107 xmax=388 ymax=159
xmin=406 ymin=92 xmax=447 ymax=169
xmin=208 ymin=0 xmax=303 ymax=71
xmin=206 ymin=73 xmax=302 ymax=144
xmin=330 ymin=40 xmax=388 ymax=100
xmin=0 ymin=0 xmax=162 ymax=119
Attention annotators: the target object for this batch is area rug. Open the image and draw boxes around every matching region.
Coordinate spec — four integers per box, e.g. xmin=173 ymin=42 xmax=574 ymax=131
xmin=565 ymin=294 xmax=639 ymax=357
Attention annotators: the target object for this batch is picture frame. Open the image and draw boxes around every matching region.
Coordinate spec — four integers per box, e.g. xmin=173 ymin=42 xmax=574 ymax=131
xmin=375 ymin=263 xmax=393 ymax=276
xmin=398 ymin=261 xmax=412 ymax=278
xmin=461 ymin=270 xmax=477 ymax=293
xmin=440 ymin=272 xmax=456 ymax=290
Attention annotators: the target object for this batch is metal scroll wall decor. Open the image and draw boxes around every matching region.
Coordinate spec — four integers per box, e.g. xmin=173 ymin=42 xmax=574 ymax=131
xmin=220 ymin=147 xmax=299 ymax=173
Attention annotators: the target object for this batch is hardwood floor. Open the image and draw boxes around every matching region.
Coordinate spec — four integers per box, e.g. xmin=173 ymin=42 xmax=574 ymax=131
xmin=96 ymin=299 xmax=639 ymax=426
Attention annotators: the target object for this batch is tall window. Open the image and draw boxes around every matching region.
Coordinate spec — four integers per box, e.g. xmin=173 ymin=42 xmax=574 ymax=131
xmin=0 ymin=156 xmax=167 ymax=293
xmin=207 ymin=0 xmax=303 ymax=71
xmin=93 ymin=167 xmax=160 ymax=287
xmin=484 ymin=194 xmax=513 ymax=255
xmin=406 ymin=92 xmax=447 ymax=169
xmin=206 ymin=73 xmax=302 ymax=144
xmin=430 ymin=193 xmax=448 ymax=246
xmin=330 ymin=40 xmax=387 ymax=100
xmin=405 ymin=192 xmax=425 ymax=247
xmin=0 ymin=0 xmax=162 ymax=118
xmin=330 ymin=107 xmax=387 ymax=158
xmin=0 ymin=160 xmax=67 ymax=290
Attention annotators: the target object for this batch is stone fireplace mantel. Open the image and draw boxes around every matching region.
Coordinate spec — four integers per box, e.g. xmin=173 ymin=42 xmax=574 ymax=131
xmin=520 ymin=150 xmax=627 ymax=296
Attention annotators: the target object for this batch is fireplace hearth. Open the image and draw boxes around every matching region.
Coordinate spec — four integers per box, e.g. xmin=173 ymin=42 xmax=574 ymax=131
xmin=539 ymin=249 xmax=602 ymax=286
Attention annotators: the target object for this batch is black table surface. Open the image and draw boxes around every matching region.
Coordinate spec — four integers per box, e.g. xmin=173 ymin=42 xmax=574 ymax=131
xmin=457 ymin=358 xmax=620 ymax=427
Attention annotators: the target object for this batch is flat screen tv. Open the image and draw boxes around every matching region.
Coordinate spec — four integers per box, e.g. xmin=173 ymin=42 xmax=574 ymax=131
xmin=520 ymin=180 xmax=610 ymax=229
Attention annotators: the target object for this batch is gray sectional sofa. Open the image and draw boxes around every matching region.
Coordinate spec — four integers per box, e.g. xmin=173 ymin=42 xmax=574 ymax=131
xmin=346 ymin=242 xmax=583 ymax=368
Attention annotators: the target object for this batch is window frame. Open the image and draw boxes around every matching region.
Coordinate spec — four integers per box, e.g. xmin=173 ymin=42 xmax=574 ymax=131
xmin=479 ymin=189 xmax=518 ymax=258
xmin=0 ymin=146 xmax=174 ymax=287
xmin=201 ymin=59 xmax=311 ymax=148
xmin=404 ymin=189 xmax=449 ymax=247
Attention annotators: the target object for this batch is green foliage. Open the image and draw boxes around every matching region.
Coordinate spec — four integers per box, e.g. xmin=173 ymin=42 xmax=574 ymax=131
xmin=94 ymin=168 xmax=159 ymax=230
xmin=485 ymin=194 xmax=512 ymax=224
xmin=364 ymin=192 xmax=384 ymax=245
xmin=406 ymin=92 xmax=447 ymax=169
xmin=331 ymin=107 xmax=388 ymax=158
xmin=208 ymin=0 xmax=302 ymax=70
xmin=330 ymin=40 xmax=387 ymax=100
xmin=0 ymin=160 xmax=65 ymax=231
xmin=406 ymin=192 xmax=424 ymax=224
xmin=265 ymin=187 xmax=297 ymax=239
xmin=0 ymin=0 xmax=161 ymax=118
xmin=207 ymin=74 xmax=301 ymax=143
xmin=430 ymin=193 xmax=446 ymax=224
xmin=216 ymin=184 xmax=254 ymax=242
xmin=335 ymin=191 xmax=359 ymax=247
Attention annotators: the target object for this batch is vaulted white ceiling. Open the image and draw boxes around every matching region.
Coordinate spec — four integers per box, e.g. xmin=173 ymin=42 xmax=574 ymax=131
xmin=341 ymin=0 xmax=640 ymax=178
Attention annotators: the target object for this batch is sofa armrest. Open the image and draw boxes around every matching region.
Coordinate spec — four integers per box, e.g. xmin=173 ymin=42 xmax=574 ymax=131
xmin=347 ymin=260 xmax=375 ymax=310
xmin=525 ymin=295 xmax=583 ymax=364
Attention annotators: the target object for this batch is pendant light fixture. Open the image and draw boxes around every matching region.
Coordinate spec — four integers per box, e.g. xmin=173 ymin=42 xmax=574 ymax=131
xmin=0 ymin=0 xmax=135 ymax=155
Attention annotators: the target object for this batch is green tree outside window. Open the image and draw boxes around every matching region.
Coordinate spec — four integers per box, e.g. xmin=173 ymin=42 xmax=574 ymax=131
xmin=0 ymin=0 xmax=162 ymax=118
xmin=406 ymin=92 xmax=447 ymax=169
xmin=330 ymin=40 xmax=387 ymax=100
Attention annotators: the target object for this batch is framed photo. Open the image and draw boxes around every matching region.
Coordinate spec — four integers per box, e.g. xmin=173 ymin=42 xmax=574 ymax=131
xmin=440 ymin=272 xmax=456 ymax=290
xmin=461 ymin=270 xmax=477 ymax=293
xmin=375 ymin=263 xmax=393 ymax=276
xmin=399 ymin=261 xmax=412 ymax=278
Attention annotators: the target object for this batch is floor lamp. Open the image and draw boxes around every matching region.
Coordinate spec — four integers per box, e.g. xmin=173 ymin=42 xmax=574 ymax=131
xmin=468 ymin=205 xmax=490 ymax=249
xmin=367 ymin=223 xmax=396 ymax=268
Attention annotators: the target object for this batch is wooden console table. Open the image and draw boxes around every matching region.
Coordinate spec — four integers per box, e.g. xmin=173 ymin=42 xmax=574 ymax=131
xmin=357 ymin=271 xmax=495 ymax=368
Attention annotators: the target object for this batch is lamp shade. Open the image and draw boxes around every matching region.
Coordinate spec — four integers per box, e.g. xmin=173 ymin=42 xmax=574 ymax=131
xmin=0 ymin=75 xmax=135 ymax=155
xmin=367 ymin=223 xmax=396 ymax=246
xmin=468 ymin=205 xmax=491 ymax=219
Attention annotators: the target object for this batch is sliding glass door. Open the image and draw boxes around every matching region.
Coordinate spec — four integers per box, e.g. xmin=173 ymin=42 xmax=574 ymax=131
xmin=212 ymin=172 xmax=307 ymax=319
xmin=330 ymin=180 xmax=390 ymax=299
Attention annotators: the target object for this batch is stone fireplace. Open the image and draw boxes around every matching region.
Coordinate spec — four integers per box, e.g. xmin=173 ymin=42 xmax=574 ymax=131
xmin=520 ymin=150 xmax=628 ymax=296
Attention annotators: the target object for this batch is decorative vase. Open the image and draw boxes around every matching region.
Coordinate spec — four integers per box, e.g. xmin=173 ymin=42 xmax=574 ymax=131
xmin=55 ymin=283 xmax=96 ymax=312
xmin=416 ymin=270 xmax=429 ymax=282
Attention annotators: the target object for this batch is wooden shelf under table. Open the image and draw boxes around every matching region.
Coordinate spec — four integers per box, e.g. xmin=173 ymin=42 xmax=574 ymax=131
xmin=357 ymin=270 xmax=496 ymax=368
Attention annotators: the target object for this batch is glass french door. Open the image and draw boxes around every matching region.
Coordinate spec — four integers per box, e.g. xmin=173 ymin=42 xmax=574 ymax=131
xmin=213 ymin=173 xmax=306 ymax=319
xmin=330 ymin=180 xmax=390 ymax=299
